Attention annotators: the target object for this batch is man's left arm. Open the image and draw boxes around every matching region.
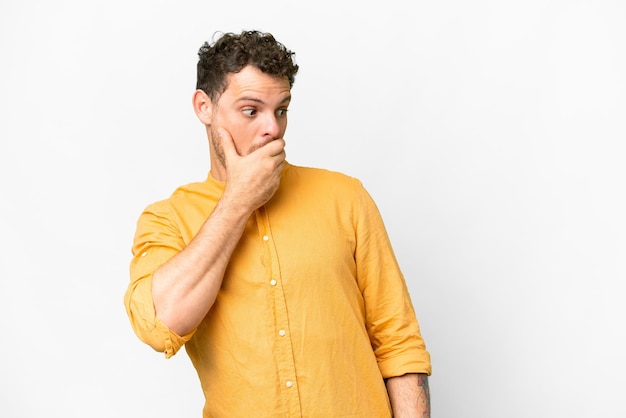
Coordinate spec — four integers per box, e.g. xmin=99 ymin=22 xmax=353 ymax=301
xmin=386 ymin=373 xmax=431 ymax=418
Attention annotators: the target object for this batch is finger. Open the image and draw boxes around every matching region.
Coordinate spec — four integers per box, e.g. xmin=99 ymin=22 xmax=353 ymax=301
xmin=217 ymin=128 xmax=240 ymax=160
xmin=264 ymin=138 xmax=286 ymax=157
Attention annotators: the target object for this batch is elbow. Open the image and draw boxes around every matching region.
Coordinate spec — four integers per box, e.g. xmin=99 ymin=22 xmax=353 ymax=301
xmin=124 ymin=282 xmax=179 ymax=357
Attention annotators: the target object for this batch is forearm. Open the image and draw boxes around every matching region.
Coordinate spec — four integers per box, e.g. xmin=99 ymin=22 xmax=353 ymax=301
xmin=152 ymin=196 xmax=253 ymax=336
xmin=386 ymin=373 xmax=430 ymax=418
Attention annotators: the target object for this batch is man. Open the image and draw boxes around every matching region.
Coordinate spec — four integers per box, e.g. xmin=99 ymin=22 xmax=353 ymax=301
xmin=124 ymin=30 xmax=431 ymax=417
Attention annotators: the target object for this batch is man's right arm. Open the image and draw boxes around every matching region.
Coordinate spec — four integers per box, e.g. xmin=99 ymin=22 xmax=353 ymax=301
xmin=151 ymin=129 xmax=286 ymax=337
xmin=150 ymin=193 xmax=253 ymax=337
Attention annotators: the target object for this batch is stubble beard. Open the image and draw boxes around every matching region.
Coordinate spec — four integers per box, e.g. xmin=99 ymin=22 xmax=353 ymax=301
xmin=209 ymin=126 xmax=277 ymax=169
xmin=209 ymin=126 xmax=227 ymax=170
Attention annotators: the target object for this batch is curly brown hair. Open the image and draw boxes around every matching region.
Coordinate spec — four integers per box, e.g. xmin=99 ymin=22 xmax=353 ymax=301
xmin=196 ymin=30 xmax=299 ymax=103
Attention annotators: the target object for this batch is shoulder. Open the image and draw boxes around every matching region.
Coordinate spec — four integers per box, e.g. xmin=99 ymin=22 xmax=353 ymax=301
xmin=136 ymin=179 xmax=210 ymax=231
xmin=144 ymin=176 xmax=218 ymax=213
xmin=284 ymin=163 xmax=364 ymax=193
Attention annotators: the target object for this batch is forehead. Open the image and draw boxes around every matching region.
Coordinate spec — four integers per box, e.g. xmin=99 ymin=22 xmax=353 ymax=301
xmin=221 ymin=66 xmax=291 ymax=102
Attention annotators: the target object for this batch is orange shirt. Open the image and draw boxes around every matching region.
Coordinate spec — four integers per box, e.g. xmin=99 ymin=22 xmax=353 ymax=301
xmin=124 ymin=162 xmax=431 ymax=418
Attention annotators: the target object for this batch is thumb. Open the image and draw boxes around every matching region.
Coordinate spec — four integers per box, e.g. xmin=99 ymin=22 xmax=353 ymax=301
xmin=217 ymin=128 xmax=240 ymax=161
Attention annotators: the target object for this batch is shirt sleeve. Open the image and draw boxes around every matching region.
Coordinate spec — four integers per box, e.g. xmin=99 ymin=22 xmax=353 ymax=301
xmin=123 ymin=201 xmax=195 ymax=358
xmin=353 ymin=182 xmax=432 ymax=377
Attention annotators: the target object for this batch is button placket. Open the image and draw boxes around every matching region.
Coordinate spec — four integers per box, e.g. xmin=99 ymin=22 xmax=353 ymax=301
xmin=255 ymin=207 xmax=302 ymax=415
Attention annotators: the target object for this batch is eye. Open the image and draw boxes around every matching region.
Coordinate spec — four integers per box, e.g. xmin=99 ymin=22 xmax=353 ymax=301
xmin=276 ymin=108 xmax=288 ymax=117
xmin=242 ymin=108 xmax=257 ymax=116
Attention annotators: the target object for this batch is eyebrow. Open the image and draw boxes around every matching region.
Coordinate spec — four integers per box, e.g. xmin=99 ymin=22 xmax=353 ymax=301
xmin=236 ymin=95 xmax=292 ymax=105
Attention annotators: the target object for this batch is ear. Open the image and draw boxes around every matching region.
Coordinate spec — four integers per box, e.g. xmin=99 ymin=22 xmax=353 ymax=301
xmin=192 ymin=89 xmax=213 ymax=125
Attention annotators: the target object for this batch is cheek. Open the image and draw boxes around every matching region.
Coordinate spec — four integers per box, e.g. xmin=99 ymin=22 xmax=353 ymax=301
xmin=278 ymin=115 xmax=287 ymax=129
xmin=216 ymin=113 xmax=248 ymax=152
xmin=230 ymin=125 xmax=256 ymax=155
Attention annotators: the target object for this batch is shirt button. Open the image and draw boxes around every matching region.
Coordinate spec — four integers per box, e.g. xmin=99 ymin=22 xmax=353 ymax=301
xmin=262 ymin=235 xmax=269 ymax=241
xmin=285 ymin=381 xmax=293 ymax=388
xmin=278 ymin=330 xmax=286 ymax=336
xmin=270 ymin=279 xmax=277 ymax=286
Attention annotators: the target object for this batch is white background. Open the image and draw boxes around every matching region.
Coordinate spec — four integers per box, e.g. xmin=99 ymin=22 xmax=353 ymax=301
xmin=1 ymin=1 xmax=625 ymax=417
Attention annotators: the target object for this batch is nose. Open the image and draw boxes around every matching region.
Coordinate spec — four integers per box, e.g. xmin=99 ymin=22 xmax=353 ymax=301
xmin=262 ymin=113 xmax=281 ymax=138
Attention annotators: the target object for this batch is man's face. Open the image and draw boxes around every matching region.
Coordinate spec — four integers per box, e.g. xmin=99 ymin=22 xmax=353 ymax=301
xmin=208 ymin=65 xmax=292 ymax=167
